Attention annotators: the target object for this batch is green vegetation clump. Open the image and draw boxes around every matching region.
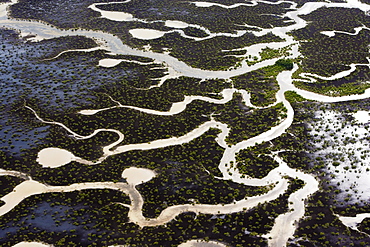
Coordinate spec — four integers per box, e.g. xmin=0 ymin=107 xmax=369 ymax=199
xmin=215 ymin=95 xmax=287 ymax=145
xmin=275 ymin=59 xmax=294 ymax=70
xmin=358 ymin=218 xmax=370 ymax=235
xmin=284 ymin=91 xmax=308 ymax=103
xmin=236 ymin=141 xmax=279 ymax=179
xmin=232 ymin=64 xmax=289 ymax=106
xmin=0 ymin=175 xmax=23 ymax=198
xmin=294 ymin=80 xmax=370 ymax=97
xmin=246 ymin=46 xmax=291 ymax=66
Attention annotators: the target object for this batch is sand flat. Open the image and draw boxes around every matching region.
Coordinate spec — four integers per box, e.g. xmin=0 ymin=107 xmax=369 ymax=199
xmin=99 ymin=58 xmax=122 ymax=67
xmin=165 ymin=20 xmax=189 ymax=28
xmin=129 ymin=29 xmax=167 ymax=40
xmin=36 ymin=147 xmax=76 ymax=168
xmin=122 ymin=167 xmax=156 ymax=185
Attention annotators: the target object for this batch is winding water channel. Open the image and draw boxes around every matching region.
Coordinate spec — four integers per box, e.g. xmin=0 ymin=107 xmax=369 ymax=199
xmin=1 ymin=0 xmax=370 ymax=246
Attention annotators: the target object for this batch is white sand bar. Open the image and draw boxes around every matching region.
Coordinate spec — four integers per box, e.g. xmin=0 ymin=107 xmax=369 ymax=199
xmin=89 ymin=3 xmax=134 ymax=22
xmin=129 ymin=29 xmax=167 ymax=40
xmin=320 ymin=27 xmax=370 ymax=38
xmin=165 ymin=20 xmax=189 ymax=28
xmin=122 ymin=167 xmax=156 ymax=185
xmin=36 ymin=147 xmax=76 ymax=168
xmin=98 ymin=11 xmax=133 ymax=22
xmin=98 ymin=58 xmax=122 ymax=67
xmin=0 ymin=169 xmax=30 ymax=180
xmin=191 ymin=1 xmax=255 ymax=8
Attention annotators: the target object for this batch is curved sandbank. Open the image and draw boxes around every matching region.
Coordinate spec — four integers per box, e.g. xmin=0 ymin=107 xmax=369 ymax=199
xmin=266 ymin=156 xmax=319 ymax=246
xmin=25 ymin=105 xmax=86 ymax=139
xmin=277 ymin=64 xmax=370 ymax=103
xmin=128 ymin=27 xmax=247 ymax=41
xmin=295 ymin=57 xmax=370 ymax=83
xmin=191 ymin=0 xmax=298 ymax=9
xmin=0 ymin=168 xmax=288 ymax=229
xmin=43 ymin=47 xmax=103 ymax=61
xmin=338 ymin=213 xmax=370 ymax=230
xmin=26 ymin=105 xmax=126 ymax=167
xmin=0 ymin=168 xmax=30 ymax=180
xmin=0 ymin=167 xmax=141 ymax=217
xmin=35 ymin=125 xmax=125 ymax=167
xmin=217 ymin=68 xmax=297 ymax=184
xmin=126 ymin=178 xmax=288 ymax=227
xmin=192 ymin=1 xmax=253 ymax=8
xmin=78 ymin=88 xmax=256 ymax=117
xmin=28 ymin=104 xmax=231 ymax=168
xmin=320 ymin=25 xmax=370 ymax=37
